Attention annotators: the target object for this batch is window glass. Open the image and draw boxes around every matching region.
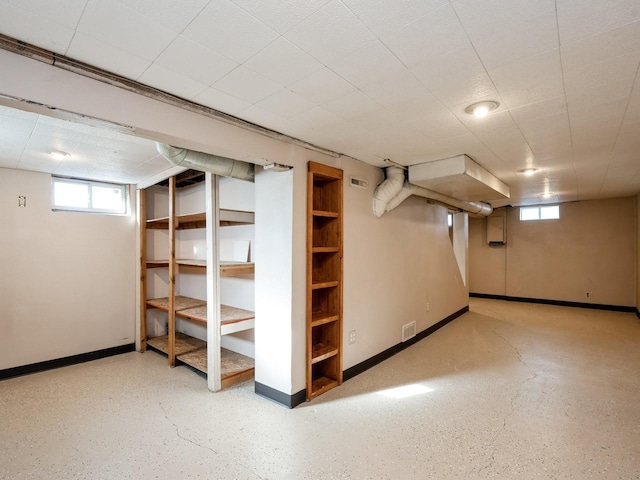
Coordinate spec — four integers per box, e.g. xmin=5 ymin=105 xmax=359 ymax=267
xmin=540 ymin=205 xmax=560 ymax=219
xmin=52 ymin=177 xmax=128 ymax=214
xmin=520 ymin=205 xmax=559 ymax=221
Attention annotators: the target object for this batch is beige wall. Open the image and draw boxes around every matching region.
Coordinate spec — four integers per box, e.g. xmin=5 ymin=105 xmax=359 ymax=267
xmin=0 ymin=168 xmax=137 ymax=370
xmin=470 ymin=197 xmax=636 ymax=307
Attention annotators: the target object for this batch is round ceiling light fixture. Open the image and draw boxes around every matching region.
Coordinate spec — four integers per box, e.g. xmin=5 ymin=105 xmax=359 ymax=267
xmin=465 ymin=100 xmax=499 ymax=118
xmin=519 ymin=168 xmax=539 ymax=176
xmin=51 ymin=150 xmax=71 ymax=160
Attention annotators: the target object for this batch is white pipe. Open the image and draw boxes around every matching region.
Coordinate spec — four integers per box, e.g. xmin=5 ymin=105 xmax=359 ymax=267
xmin=372 ymin=167 xmax=406 ymax=218
xmin=156 ymin=143 xmax=254 ymax=182
xmin=373 ymin=167 xmax=493 ymax=217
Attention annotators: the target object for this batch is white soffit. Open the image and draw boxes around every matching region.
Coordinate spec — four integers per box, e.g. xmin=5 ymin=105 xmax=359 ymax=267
xmin=409 ymin=155 xmax=510 ymax=202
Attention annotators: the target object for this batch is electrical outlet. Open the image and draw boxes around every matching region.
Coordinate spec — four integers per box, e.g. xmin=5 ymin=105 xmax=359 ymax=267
xmin=426 ymin=302 xmax=430 ymax=312
xmin=18 ymin=196 xmax=26 ymax=207
xmin=348 ymin=330 xmax=356 ymax=344
xmin=585 ymin=292 xmax=592 ymax=299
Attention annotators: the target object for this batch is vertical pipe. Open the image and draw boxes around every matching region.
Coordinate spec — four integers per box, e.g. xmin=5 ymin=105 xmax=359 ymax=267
xmin=139 ymin=188 xmax=147 ymax=352
xmin=168 ymin=176 xmax=176 ymax=367
xmin=206 ymin=173 xmax=222 ymax=391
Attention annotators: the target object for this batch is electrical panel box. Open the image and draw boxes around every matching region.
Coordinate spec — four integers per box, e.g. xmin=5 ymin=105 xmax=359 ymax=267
xmin=487 ymin=215 xmax=505 ymax=245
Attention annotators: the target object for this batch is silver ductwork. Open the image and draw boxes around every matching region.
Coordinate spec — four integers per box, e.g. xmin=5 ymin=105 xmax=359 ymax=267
xmin=373 ymin=167 xmax=493 ymax=217
xmin=156 ymin=143 xmax=255 ymax=182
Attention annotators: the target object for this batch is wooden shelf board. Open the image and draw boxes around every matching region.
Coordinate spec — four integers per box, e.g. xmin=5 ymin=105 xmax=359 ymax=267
xmin=175 ymin=303 xmax=255 ymax=335
xmin=311 ymin=313 xmax=340 ymax=327
xmin=220 ymin=262 xmax=254 ymax=276
xmin=311 ymin=280 xmax=339 ymax=290
xmin=146 ymin=296 xmax=207 ymax=312
xmin=220 ymin=209 xmax=254 ymax=225
xmin=312 ymin=246 xmax=339 ymax=253
xmin=177 ymin=259 xmax=207 ymax=268
xmin=312 ymin=210 xmax=339 ymax=218
xmin=311 ymin=343 xmax=338 ymax=364
xmin=310 ymin=376 xmax=339 ymax=399
xmin=146 ymin=260 xmax=169 ymax=268
xmin=146 ymin=217 xmax=169 ymax=229
xmin=146 ymin=332 xmax=206 ymax=356
xmin=176 ymin=345 xmax=255 ymax=383
xmin=147 ymin=209 xmax=253 ymax=229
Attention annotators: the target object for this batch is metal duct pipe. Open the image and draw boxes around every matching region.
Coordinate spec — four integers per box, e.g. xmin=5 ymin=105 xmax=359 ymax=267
xmin=373 ymin=167 xmax=493 ymax=217
xmin=372 ymin=167 xmax=406 ymax=218
xmin=156 ymin=143 xmax=255 ymax=182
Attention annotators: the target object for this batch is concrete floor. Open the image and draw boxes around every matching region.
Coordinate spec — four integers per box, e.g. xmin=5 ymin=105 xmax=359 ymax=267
xmin=1 ymin=298 xmax=639 ymax=479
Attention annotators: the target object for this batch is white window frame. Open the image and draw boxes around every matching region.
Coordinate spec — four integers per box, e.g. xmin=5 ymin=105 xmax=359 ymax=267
xmin=52 ymin=176 xmax=129 ymax=215
xmin=519 ymin=205 xmax=560 ymax=221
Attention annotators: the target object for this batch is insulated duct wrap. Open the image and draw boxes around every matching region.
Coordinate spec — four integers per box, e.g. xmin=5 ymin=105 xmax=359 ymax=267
xmin=373 ymin=167 xmax=493 ymax=217
xmin=156 ymin=142 xmax=254 ymax=182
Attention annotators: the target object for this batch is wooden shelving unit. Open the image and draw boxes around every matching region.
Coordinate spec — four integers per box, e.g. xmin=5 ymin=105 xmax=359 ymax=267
xmin=140 ymin=171 xmax=255 ymax=388
xmin=306 ymin=161 xmax=343 ymax=400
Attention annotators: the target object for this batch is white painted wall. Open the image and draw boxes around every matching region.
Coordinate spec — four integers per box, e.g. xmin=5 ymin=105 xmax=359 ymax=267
xmin=0 ymin=168 xmax=136 ymax=370
xmin=339 ymin=157 xmax=468 ymax=370
xmin=0 ymin=49 xmax=470 ymax=397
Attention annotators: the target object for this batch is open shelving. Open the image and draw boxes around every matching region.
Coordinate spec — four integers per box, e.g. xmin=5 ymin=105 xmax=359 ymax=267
xmin=139 ymin=170 xmax=255 ymax=388
xmin=306 ymin=161 xmax=343 ymax=400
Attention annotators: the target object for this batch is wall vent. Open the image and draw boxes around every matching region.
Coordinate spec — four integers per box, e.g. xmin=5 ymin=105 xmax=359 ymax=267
xmin=349 ymin=176 xmax=368 ymax=189
xmin=402 ymin=321 xmax=416 ymax=342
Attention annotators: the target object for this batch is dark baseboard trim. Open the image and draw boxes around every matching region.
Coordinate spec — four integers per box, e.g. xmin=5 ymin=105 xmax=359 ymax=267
xmin=343 ymin=305 xmax=469 ymax=383
xmin=0 ymin=343 xmax=136 ymax=381
xmin=636 ymin=308 xmax=640 ymax=320
xmin=255 ymin=381 xmax=306 ymax=409
xmin=470 ymin=293 xmax=636 ymax=313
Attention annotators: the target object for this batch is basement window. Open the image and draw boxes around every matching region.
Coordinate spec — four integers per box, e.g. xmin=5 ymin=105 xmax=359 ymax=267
xmin=52 ymin=176 xmax=128 ymax=215
xmin=519 ymin=205 xmax=559 ymax=221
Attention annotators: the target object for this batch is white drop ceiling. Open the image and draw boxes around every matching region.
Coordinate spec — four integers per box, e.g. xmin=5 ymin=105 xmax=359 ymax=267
xmin=0 ymin=0 xmax=639 ymax=206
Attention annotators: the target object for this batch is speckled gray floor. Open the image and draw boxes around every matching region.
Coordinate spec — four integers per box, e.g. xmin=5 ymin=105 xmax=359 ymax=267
xmin=1 ymin=298 xmax=639 ymax=479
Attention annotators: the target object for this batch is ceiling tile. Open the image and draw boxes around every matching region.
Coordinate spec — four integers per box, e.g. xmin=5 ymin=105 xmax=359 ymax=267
xmin=229 ymin=0 xmax=330 ymax=34
xmin=563 ymin=52 xmax=640 ymax=96
xmin=192 ymin=87 xmax=252 ymax=115
xmin=383 ymin=3 xmax=469 ymax=67
xmin=288 ymin=67 xmax=358 ymax=104
xmin=67 ymin=32 xmax=152 ymax=79
xmin=284 ymin=0 xmax=377 ymax=65
xmin=153 ymin=35 xmax=239 ymax=86
xmin=451 ymin=0 xmax=555 ymax=37
xmin=343 ymin=0 xmax=447 ymax=38
xmin=115 ymin=0 xmax=210 ymax=31
xmin=214 ymin=66 xmax=283 ymax=104
xmin=489 ymin=50 xmax=564 ymax=109
xmin=289 ymin=106 xmax=344 ymax=131
xmin=244 ymin=37 xmax=324 ymax=86
xmin=136 ymin=64 xmax=209 ymax=100
xmin=410 ymin=43 xmax=484 ymax=87
xmin=183 ymin=0 xmax=279 ymax=63
xmin=466 ymin=9 xmax=559 ymax=71
xmin=329 ymin=41 xmax=409 ymax=90
xmin=427 ymin=72 xmax=499 ymax=109
xmin=76 ymin=0 xmax=177 ymax=60
xmin=359 ymin=70 xmax=428 ymax=107
xmin=0 ymin=2 xmax=76 ymax=54
xmin=321 ymin=90 xmax=381 ymax=119
xmin=254 ymin=89 xmax=316 ymax=119
xmin=561 ymin=20 xmax=640 ymax=71
xmin=557 ymin=0 xmax=640 ymax=45
xmin=233 ymin=105 xmax=292 ymax=134
xmin=5 ymin=0 xmax=87 ymax=29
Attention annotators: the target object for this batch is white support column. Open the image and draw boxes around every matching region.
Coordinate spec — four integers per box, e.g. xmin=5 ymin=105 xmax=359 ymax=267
xmin=453 ymin=212 xmax=469 ymax=288
xmin=206 ymin=173 xmax=222 ymax=392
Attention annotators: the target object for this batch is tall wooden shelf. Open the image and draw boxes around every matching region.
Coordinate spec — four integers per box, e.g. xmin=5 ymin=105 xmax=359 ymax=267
xmin=139 ymin=171 xmax=255 ymax=387
xmin=306 ymin=161 xmax=343 ymax=400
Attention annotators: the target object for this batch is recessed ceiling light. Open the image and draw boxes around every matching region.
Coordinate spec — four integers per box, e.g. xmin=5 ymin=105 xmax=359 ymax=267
xmin=465 ymin=101 xmax=499 ymax=118
xmin=51 ymin=150 xmax=70 ymax=160
xmin=519 ymin=168 xmax=538 ymax=176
